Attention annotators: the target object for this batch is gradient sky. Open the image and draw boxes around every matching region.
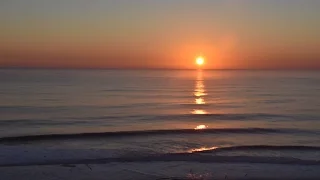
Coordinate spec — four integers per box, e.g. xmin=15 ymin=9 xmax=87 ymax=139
xmin=1 ymin=0 xmax=320 ymax=69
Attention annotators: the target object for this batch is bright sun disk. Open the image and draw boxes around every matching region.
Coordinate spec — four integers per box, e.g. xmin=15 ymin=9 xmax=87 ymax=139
xmin=196 ymin=56 xmax=205 ymax=66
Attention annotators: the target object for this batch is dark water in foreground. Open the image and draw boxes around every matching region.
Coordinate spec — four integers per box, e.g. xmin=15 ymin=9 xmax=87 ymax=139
xmin=0 ymin=69 xmax=319 ymax=167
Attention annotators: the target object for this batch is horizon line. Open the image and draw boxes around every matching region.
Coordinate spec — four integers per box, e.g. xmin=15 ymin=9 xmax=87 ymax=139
xmin=0 ymin=67 xmax=319 ymax=71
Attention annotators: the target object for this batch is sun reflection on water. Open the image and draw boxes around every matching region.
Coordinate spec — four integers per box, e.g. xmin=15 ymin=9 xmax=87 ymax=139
xmin=194 ymin=124 xmax=208 ymax=130
xmin=191 ymin=70 xmax=208 ymax=115
xmin=195 ymin=97 xmax=205 ymax=105
xmin=191 ymin=109 xmax=207 ymax=115
xmin=189 ymin=146 xmax=218 ymax=153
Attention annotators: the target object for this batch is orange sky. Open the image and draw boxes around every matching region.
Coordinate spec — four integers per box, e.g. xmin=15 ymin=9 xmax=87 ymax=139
xmin=1 ymin=1 xmax=320 ymax=69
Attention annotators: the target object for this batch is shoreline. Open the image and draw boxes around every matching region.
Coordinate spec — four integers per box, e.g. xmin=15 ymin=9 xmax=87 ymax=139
xmin=1 ymin=162 xmax=319 ymax=180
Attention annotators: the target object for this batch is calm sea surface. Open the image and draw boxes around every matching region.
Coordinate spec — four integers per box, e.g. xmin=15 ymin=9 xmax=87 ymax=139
xmin=0 ymin=69 xmax=319 ymax=165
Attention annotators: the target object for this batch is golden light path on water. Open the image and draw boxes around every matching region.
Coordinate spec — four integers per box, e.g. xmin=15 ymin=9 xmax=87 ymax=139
xmin=191 ymin=69 xmax=209 ymax=145
xmin=191 ymin=109 xmax=207 ymax=115
xmin=195 ymin=97 xmax=205 ymax=104
xmin=191 ymin=69 xmax=208 ymax=115
xmin=188 ymin=146 xmax=218 ymax=153
xmin=194 ymin=124 xmax=208 ymax=130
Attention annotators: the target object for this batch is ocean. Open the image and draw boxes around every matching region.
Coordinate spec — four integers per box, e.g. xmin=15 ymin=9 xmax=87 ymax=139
xmin=0 ymin=69 xmax=319 ymax=179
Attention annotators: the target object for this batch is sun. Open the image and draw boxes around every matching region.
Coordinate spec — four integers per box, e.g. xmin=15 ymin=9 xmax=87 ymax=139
xmin=196 ymin=56 xmax=205 ymax=66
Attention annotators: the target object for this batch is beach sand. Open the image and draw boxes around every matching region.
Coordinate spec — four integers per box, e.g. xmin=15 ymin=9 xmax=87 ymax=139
xmin=1 ymin=162 xmax=319 ymax=180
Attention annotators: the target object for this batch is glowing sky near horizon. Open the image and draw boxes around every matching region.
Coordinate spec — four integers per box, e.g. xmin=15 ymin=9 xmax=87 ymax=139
xmin=0 ymin=0 xmax=320 ymax=69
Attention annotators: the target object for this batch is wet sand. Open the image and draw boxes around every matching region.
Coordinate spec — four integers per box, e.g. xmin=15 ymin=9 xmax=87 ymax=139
xmin=1 ymin=162 xmax=319 ymax=180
